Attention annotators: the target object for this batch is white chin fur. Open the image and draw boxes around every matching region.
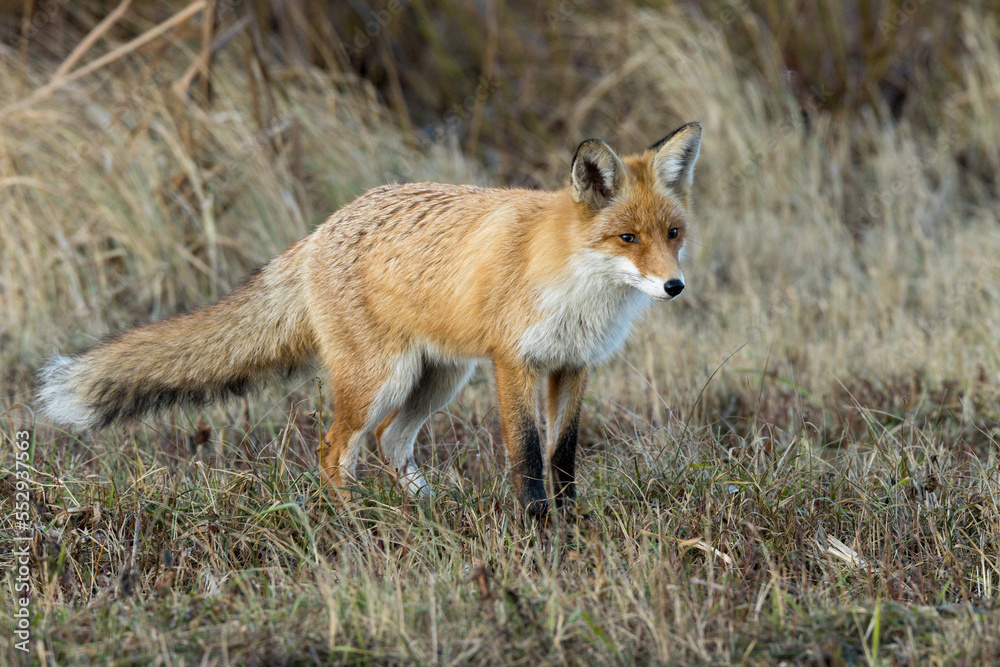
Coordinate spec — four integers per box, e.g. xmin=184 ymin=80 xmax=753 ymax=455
xmin=632 ymin=278 xmax=672 ymax=300
xmin=37 ymin=355 xmax=98 ymax=430
xmin=621 ymin=264 xmax=683 ymax=301
xmin=517 ymin=250 xmax=654 ymax=368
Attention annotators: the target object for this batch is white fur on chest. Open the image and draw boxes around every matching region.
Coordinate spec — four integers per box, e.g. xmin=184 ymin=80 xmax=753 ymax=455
xmin=517 ymin=251 xmax=653 ymax=369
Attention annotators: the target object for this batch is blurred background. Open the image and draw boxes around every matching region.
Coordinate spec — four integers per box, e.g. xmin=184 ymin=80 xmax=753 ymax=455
xmin=1 ymin=0 xmax=999 ymax=436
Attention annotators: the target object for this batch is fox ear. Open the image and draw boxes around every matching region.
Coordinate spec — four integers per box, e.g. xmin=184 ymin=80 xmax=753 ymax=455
xmin=649 ymin=122 xmax=702 ymax=194
xmin=571 ymin=139 xmax=625 ymax=209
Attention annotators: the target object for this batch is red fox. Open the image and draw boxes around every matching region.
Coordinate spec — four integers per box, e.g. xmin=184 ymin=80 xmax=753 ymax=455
xmin=38 ymin=122 xmax=701 ymax=519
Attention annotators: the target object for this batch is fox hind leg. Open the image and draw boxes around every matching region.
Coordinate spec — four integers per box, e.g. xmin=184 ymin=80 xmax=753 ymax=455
xmin=319 ymin=349 xmax=423 ymax=498
xmin=320 ymin=415 xmax=368 ymax=500
xmin=376 ymin=361 xmax=476 ymax=497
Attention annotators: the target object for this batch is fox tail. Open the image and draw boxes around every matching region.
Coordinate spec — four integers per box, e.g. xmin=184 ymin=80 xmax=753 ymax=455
xmin=37 ymin=247 xmax=316 ymax=430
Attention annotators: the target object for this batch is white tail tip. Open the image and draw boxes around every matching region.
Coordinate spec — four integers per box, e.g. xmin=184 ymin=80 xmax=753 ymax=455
xmin=37 ymin=355 xmax=99 ymax=430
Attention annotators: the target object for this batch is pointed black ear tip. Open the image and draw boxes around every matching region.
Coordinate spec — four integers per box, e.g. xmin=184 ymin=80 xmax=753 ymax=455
xmin=648 ymin=122 xmax=703 ymax=152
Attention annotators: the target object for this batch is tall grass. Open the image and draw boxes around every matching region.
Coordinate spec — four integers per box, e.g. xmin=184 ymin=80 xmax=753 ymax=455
xmin=0 ymin=49 xmax=479 ymax=374
xmin=1 ymin=1 xmax=999 ymax=664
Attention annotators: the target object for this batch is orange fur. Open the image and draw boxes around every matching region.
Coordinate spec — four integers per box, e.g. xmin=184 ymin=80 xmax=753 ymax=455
xmin=37 ymin=123 xmax=703 ymax=520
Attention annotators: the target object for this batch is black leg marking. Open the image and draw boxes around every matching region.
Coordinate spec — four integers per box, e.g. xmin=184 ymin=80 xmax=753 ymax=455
xmin=512 ymin=415 xmax=548 ymax=521
xmin=550 ymin=414 xmax=580 ymax=508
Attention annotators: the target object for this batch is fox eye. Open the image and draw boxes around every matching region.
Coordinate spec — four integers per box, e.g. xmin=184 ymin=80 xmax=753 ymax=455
xmin=668 ymin=228 xmax=679 ymax=239
xmin=619 ymin=234 xmax=638 ymax=244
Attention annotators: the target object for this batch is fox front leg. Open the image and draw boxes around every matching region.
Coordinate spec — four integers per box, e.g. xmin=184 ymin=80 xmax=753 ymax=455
xmin=547 ymin=367 xmax=588 ymax=508
xmin=493 ymin=358 xmax=549 ymax=521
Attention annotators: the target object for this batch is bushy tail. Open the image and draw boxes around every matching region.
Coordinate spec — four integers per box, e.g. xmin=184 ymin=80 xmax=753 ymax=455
xmin=37 ymin=247 xmax=317 ymax=430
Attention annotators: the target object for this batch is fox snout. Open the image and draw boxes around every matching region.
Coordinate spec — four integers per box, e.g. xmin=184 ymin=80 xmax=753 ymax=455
xmin=664 ymin=279 xmax=685 ymax=298
xmin=621 ymin=268 xmax=686 ymax=301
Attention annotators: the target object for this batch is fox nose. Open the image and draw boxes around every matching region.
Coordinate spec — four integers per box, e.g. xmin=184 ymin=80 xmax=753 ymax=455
xmin=664 ymin=280 xmax=685 ymax=298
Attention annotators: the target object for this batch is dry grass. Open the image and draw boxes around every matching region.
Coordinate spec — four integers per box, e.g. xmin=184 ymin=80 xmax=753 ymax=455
xmin=2 ymin=1 xmax=1000 ymax=664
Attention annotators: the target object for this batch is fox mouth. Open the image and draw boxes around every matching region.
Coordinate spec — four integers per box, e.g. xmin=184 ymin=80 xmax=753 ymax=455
xmin=623 ymin=277 xmax=681 ymax=301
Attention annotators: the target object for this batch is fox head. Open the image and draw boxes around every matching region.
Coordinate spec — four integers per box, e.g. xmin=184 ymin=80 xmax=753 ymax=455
xmin=570 ymin=122 xmax=701 ymax=301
